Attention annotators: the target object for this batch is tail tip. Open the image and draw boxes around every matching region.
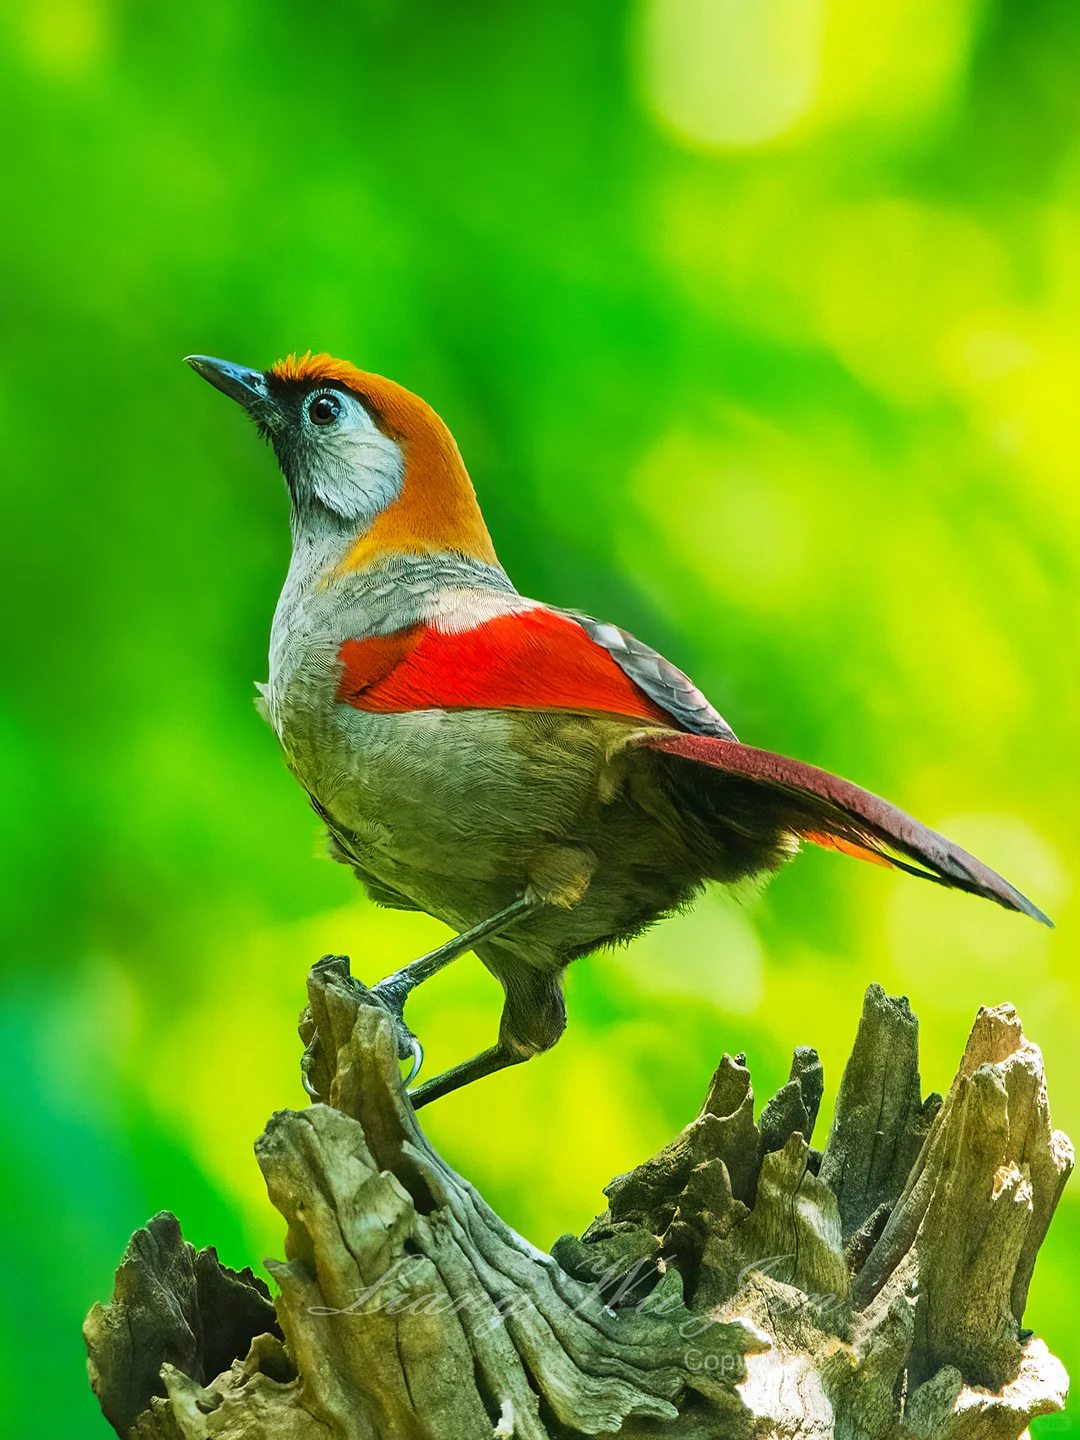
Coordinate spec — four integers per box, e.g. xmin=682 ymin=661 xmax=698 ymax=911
xmin=1008 ymin=889 xmax=1054 ymax=928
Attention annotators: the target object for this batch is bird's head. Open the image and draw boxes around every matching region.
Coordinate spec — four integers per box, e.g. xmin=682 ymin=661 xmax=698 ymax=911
xmin=185 ymin=351 xmax=498 ymax=573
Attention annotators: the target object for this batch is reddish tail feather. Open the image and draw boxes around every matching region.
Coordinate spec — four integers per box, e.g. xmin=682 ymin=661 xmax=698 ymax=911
xmin=639 ymin=732 xmax=1051 ymax=926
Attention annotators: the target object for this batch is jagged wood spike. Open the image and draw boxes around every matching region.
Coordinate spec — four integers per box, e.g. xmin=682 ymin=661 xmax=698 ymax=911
xmin=819 ymin=982 xmax=939 ymax=1242
xmin=757 ymin=1044 xmax=824 ymax=1163
xmin=84 ymin=1212 xmax=283 ymax=1437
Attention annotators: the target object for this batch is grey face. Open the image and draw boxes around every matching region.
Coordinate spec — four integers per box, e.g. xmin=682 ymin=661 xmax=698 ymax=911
xmin=267 ymin=382 xmax=405 ymax=524
xmin=186 ymin=355 xmax=404 ymax=527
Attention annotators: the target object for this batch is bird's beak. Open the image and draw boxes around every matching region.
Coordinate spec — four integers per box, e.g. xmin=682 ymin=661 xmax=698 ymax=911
xmin=184 ymin=355 xmax=276 ymax=424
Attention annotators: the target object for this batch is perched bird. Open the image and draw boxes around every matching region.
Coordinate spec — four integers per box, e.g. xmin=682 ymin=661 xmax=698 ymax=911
xmin=187 ymin=351 xmax=1050 ymax=1106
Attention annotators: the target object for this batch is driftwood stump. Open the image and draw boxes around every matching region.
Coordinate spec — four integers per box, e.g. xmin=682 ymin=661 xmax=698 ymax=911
xmin=85 ymin=959 xmax=1072 ymax=1438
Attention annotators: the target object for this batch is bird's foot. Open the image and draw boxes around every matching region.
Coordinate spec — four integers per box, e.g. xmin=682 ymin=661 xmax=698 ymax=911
xmin=300 ymin=958 xmax=424 ymax=1103
xmin=368 ymin=977 xmax=425 ymax=1083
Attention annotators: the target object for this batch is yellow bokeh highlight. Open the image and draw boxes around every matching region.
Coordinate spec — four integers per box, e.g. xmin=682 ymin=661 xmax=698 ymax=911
xmin=637 ymin=0 xmax=985 ymax=150
xmin=815 ymin=0 xmax=985 ymax=135
xmin=809 ymin=199 xmax=1007 ymax=405
xmin=628 ymin=420 xmax=815 ymax=611
xmin=13 ymin=0 xmax=109 ymax=76
xmin=638 ymin=0 xmax=825 ymax=149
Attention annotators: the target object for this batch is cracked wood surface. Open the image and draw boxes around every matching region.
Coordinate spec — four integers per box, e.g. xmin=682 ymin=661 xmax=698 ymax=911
xmin=86 ymin=969 xmax=1072 ymax=1438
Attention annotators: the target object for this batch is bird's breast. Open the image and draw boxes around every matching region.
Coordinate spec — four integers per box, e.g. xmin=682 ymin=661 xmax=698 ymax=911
xmin=307 ymin=705 xmax=614 ymax=858
xmin=274 ymin=666 xmax=641 ymax=909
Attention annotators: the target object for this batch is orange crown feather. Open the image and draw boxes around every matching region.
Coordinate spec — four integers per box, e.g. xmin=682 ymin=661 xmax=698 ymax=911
xmin=271 ymin=352 xmax=499 ymax=573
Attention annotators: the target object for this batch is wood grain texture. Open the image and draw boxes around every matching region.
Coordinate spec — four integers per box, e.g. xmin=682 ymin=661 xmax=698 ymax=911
xmin=86 ymin=970 xmax=1072 ymax=1439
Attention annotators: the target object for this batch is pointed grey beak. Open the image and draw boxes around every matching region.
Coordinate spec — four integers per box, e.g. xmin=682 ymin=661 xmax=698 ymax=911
xmin=184 ymin=355 xmax=272 ymax=414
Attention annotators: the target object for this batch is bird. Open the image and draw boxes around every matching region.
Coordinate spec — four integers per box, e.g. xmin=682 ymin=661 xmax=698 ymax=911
xmin=186 ymin=350 xmax=1051 ymax=1107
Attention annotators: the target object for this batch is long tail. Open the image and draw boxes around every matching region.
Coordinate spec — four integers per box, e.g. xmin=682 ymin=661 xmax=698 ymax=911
xmin=638 ymin=732 xmax=1051 ymax=926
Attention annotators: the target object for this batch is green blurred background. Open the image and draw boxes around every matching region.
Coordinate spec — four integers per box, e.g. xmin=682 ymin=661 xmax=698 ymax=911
xmin=2 ymin=0 xmax=1078 ymax=1433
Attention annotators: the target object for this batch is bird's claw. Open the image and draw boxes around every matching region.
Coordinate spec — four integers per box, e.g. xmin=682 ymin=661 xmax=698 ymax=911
xmin=301 ymin=1027 xmax=323 ymax=1102
xmin=300 ymin=982 xmax=425 ymax=1103
xmin=369 ymin=980 xmax=425 ymax=1080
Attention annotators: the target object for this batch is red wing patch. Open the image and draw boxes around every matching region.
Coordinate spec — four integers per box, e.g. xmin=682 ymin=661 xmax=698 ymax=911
xmin=337 ymin=627 xmax=425 ymax=699
xmin=337 ymin=609 xmax=672 ymax=725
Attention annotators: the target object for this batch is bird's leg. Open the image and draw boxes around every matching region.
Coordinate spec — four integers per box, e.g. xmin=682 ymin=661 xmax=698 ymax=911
xmin=410 ymin=964 xmax=566 ymax=1108
xmin=369 ymin=894 xmax=538 ymax=1074
xmin=409 ymin=1045 xmax=515 ymax=1108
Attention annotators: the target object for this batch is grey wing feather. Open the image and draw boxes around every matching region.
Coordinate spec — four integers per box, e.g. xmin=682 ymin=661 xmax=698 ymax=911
xmin=572 ymin=614 xmax=739 ymax=740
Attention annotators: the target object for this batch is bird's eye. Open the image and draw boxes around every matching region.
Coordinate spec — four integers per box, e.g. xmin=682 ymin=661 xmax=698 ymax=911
xmin=308 ymin=393 xmax=342 ymax=426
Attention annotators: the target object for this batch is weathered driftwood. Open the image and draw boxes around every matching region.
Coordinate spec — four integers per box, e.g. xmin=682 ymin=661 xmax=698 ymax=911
xmin=85 ymin=960 xmax=1072 ymax=1439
